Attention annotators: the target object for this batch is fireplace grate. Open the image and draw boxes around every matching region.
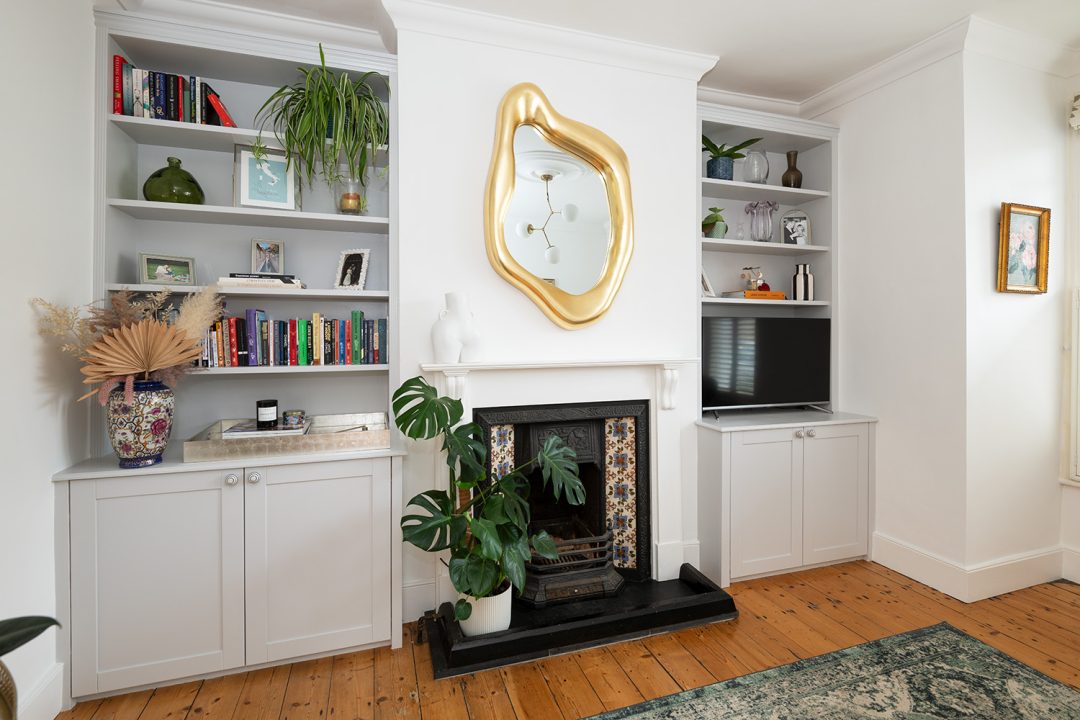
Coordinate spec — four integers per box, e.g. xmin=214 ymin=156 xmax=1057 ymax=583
xmin=527 ymin=518 xmax=613 ymax=574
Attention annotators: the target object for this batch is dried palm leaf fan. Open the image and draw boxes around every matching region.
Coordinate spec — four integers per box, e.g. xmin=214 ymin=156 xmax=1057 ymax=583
xmin=79 ymin=321 xmax=202 ymax=399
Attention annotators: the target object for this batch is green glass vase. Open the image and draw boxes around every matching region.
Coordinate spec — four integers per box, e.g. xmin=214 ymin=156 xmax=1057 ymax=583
xmin=142 ymin=157 xmax=205 ymax=204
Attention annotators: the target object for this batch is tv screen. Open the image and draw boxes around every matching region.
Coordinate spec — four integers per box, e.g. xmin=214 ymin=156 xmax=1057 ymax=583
xmin=702 ymin=317 xmax=830 ymax=410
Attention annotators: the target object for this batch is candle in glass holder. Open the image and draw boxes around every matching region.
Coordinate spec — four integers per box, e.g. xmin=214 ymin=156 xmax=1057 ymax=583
xmin=336 ymin=177 xmax=364 ymax=215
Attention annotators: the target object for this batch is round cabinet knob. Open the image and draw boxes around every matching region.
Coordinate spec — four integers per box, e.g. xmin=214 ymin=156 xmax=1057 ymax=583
xmin=224 ymin=474 xmax=239 ymax=486
xmin=807 ymin=429 xmax=817 ymax=438
xmin=247 ymin=472 xmax=262 ymax=484
xmin=794 ymin=430 xmax=805 ymax=439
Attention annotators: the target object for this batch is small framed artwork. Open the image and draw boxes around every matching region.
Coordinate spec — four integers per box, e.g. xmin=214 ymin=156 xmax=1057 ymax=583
xmin=139 ymin=253 xmax=196 ymax=285
xmin=700 ymin=271 xmax=716 ymax=298
xmin=251 ymin=239 xmax=284 ymax=274
xmin=781 ymin=209 xmax=811 ymax=245
xmin=997 ymin=202 xmax=1050 ymax=294
xmin=233 ymin=145 xmax=297 ymax=210
xmin=335 ymin=249 xmax=371 ymax=290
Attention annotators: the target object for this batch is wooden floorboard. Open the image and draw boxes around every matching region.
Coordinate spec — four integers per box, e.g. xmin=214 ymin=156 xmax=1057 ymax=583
xmin=62 ymin=561 xmax=1080 ymax=720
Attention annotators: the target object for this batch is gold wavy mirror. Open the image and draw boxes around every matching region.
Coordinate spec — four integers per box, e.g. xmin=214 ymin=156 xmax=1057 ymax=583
xmin=484 ymin=83 xmax=633 ymax=329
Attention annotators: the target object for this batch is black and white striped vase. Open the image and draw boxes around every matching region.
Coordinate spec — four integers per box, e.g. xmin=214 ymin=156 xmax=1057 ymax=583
xmin=793 ymin=264 xmax=815 ymax=301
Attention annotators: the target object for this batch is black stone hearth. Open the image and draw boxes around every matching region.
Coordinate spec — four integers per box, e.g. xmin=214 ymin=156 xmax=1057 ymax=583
xmin=421 ymin=564 xmax=738 ymax=678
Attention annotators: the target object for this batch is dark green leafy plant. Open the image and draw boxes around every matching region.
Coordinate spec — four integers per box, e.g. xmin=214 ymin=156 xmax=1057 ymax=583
xmin=255 ymin=44 xmax=389 ymax=191
xmin=701 ymin=135 xmax=761 ymax=160
xmin=393 ymin=376 xmax=585 ymax=621
xmin=0 ymin=617 xmax=58 ymax=657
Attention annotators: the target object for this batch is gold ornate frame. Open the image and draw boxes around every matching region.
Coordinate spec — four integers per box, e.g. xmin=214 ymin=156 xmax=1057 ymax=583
xmin=483 ymin=83 xmax=634 ymax=329
xmin=997 ymin=202 xmax=1050 ymax=294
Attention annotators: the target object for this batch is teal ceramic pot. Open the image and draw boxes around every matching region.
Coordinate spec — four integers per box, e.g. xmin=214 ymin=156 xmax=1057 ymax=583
xmin=107 ymin=380 xmax=175 ymax=468
xmin=142 ymin=157 xmax=205 ymax=204
xmin=706 ymin=157 xmax=733 ymax=180
xmin=706 ymin=221 xmax=728 ymax=239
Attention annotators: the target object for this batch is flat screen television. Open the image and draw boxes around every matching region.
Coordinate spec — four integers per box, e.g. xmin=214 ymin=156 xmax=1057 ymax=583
xmin=702 ymin=317 xmax=830 ymax=411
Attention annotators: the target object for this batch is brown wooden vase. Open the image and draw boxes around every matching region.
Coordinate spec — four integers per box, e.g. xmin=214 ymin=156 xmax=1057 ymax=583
xmin=781 ymin=150 xmax=803 ymax=188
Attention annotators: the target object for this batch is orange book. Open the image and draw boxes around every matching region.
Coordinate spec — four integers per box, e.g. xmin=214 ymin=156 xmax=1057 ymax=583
xmin=744 ymin=290 xmax=787 ymax=300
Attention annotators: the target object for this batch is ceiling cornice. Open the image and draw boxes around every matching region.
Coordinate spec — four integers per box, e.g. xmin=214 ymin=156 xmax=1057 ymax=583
xmin=964 ymin=16 xmax=1080 ymax=79
xmin=696 ymin=86 xmax=800 ymax=117
xmin=381 ymin=0 xmax=718 ymax=82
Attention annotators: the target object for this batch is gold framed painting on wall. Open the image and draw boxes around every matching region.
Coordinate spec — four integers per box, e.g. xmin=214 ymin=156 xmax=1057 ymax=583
xmin=997 ymin=202 xmax=1049 ymax=294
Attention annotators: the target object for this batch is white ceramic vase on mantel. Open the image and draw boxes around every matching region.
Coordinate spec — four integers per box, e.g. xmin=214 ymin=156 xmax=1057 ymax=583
xmin=431 ymin=292 xmax=479 ymax=364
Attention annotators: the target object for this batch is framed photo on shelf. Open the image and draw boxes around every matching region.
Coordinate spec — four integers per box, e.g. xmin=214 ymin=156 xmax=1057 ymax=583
xmin=781 ymin=210 xmax=811 ymax=245
xmin=335 ymin=249 xmax=371 ymax=290
xmin=997 ymin=202 xmax=1050 ymax=294
xmin=139 ymin=253 xmax=196 ymax=285
xmin=700 ymin=271 xmax=716 ymax=298
xmin=233 ymin=145 xmax=297 ymax=210
xmin=251 ymin=239 xmax=285 ymax=274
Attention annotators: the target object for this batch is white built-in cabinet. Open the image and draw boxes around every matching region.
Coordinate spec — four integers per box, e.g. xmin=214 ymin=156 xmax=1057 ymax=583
xmin=697 ymin=412 xmax=875 ymax=587
xmin=64 ymin=455 xmax=397 ymax=697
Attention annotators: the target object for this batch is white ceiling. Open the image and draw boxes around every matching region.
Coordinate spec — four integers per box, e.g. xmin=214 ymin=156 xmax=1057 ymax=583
xmin=214 ymin=0 xmax=1080 ymax=101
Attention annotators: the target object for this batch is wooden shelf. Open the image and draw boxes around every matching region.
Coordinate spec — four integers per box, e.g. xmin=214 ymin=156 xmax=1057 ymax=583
xmin=701 ymin=297 xmax=829 ymax=307
xmin=191 ymin=364 xmax=389 ymax=375
xmin=106 ymin=283 xmax=390 ymax=301
xmin=701 ymin=178 xmax=829 ymax=204
xmin=108 ymin=199 xmax=390 ymax=232
xmin=701 ymin=238 xmax=829 ymax=255
xmin=110 ymin=115 xmax=389 ymax=164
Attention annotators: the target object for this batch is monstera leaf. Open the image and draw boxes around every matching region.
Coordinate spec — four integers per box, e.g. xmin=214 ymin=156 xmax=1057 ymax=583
xmin=401 ymin=489 xmax=462 ymax=551
xmin=536 ymin=435 xmax=585 ymax=505
xmin=0 ymin=617 xmax=59 ymax=657
xmin=442 ymin=422 xmax=487 ymax=483
xmin=392 ymin=376 xmax=463 ymax=439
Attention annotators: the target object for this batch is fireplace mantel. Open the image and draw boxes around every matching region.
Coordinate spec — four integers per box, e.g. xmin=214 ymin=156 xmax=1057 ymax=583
xmin=419 ymin=358 xmax=695 ymax=410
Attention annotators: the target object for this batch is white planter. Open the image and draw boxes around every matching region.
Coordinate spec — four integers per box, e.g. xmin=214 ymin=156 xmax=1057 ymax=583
xmin=458 ymin=584 xmax=512 ymax=637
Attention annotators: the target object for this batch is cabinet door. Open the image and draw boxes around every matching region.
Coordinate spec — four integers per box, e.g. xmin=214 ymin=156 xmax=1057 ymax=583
xmin=69 ymin=469 xmax=245 ymax=695
xmin=803 ymin=423 xmax=869 ymax=565
xmin=729 ymin=428 xmax=804 ymax=578
xmin=244 ymin=458 xmax=391 ymax=663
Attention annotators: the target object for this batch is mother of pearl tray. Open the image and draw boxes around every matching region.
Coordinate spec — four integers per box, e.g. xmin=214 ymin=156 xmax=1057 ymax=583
xmin=184 ymin=412 xmax=389 ymax=462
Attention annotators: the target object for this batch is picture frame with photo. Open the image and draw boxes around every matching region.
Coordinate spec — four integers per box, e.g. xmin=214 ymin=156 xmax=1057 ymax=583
xmin=139 ymin=253 xmax=196 ymax=285
xmin=251 ymin=239 xmax=285 ymax=275
xmin=233 ymin=145 xmax=298 ymax=211
xmin=997 ymin=202 xmax=1050 ymax=294
xmin=700 ymin=271 xmax=716 ymax=298
xmin=335 ymin=249 xmax=371 ymax=290
xmin=781 ymin=209 xmax=811 ymax=245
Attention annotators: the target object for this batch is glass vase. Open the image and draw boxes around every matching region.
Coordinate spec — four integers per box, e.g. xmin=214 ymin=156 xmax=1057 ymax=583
xmin=743 ymin=151 xmax=769 ymax=184
xmin=335 ymin=177 xmax=366 ymax=215
xmin=745 ymin=201 xmax=779 ymax=242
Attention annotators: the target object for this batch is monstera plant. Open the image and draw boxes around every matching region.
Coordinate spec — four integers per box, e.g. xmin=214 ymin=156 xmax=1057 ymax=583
xmin=1 ymin=617 xmax=59 ymax=720
xmin=393 ymin=376 xmax=584 ymax=633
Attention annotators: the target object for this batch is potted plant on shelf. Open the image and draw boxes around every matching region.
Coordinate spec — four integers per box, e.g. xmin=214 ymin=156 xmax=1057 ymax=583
xmin=392 ymin=376 xmax=585 ymax=636
xmin=701 ymin=135 xmax=761 ymax=181
xmin=702 ymin=207 xmax=727 ymax=238
xmin=0 ymin=617 xmax=58 ymax=720
xmin=32 ymin=288 xmax=221 ymax=468
xmin=254 ymin=45 xmax=390 ymax=213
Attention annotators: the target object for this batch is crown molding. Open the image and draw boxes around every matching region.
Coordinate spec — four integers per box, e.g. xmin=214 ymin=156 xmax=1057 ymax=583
xmin=964 ymin=16 xmax=1080 ymax=78
xmin=697 ymin=101 xmax=838 ymax=140
xmin=696 ymin=86 xmax=800 ymax=117
xmin=381 ymin=0 xmax=717 ymax=82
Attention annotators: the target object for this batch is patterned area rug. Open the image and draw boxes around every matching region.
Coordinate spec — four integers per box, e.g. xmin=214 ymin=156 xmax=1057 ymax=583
xmin=588 ymin=623 xmax=1080 ymax=719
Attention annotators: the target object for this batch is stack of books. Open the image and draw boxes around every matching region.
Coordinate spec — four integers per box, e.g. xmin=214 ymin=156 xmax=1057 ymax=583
xmin=720 ymin=290 xmax=788 ymax=300
xmin=216 ymin=273 xmax=304 ymax=290
xmin=113 ymin=54 xmax=236 ymax=126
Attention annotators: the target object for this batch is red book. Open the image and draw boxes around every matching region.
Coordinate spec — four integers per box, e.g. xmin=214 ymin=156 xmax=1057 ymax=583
xmin=177 ymin=75 xmax=185 ymax=122
xmin=206 ymin=92 xmax=237 ymax=128
xmin=289 ymin=319 xmax=298 ymax=366
xmin=228 ymin=318 xmax=239 ymax=367
xmin=112 ymin=55 xmax=127 ymax=114
xmin=344 ymin=319 xmax=352 ymax=364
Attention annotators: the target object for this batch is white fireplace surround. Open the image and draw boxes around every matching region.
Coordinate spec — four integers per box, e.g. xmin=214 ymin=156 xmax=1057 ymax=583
xmin=415 ymin=359 xmax=700 ymax=612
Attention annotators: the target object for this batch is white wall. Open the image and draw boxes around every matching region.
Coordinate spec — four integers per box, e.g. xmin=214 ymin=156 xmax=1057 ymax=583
xmin=0 ymin=0 xmax=95 ymax=717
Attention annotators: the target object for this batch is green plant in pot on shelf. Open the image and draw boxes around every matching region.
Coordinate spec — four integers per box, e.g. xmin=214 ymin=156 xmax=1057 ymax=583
xmin=702 ymin=207 xmax=728 ymax=239
xmin=0 ymin=617 xmax=58 ymax=720
xmin=254 ymin=44 xmax=390 ymax=214
xmin=393 ymin=376 xmax=585 ymax=636
xmin=701 ymin=135 xmax=761 ymax=181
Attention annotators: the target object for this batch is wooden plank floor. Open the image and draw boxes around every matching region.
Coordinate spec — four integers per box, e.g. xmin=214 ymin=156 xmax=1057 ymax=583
xmin=57 ymin=561 xmax=1080 ymax=720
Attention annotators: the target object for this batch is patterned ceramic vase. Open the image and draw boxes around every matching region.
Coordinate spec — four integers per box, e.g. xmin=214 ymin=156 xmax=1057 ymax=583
xmin=106 ymin=380 xmax=175 ymax=468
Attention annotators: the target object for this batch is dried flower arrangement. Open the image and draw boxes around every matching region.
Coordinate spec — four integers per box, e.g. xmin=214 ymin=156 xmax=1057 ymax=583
xmin=32 ymin=287 xmax=222 ymax=402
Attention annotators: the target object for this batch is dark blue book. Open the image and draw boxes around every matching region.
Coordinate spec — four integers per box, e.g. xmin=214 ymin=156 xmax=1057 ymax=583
xmin=245 ymin=309 xmax=258 ymax=366
xmin=165 ymin=74 xmax=177 ymax=121
xmin=378 ymin=318 xmax=387 ymax=365
xmin=338 ymin=320 xmax=346 ymax=364
xmin=151 ymin=72 xmax=166 ymax=119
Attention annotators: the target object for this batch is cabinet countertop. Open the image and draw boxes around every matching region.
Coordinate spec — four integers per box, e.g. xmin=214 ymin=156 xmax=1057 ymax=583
xmin=697 ymin=409 xmax=877 ymax=434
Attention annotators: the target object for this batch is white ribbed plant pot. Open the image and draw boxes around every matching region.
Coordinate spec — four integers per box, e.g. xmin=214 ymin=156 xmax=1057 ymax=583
xmin=458 ymin=584 xmax=512 ymax=637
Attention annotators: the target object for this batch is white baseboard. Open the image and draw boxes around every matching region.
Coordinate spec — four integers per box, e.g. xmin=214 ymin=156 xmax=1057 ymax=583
xmin=402 ymin=580 xmax=436 ymax=624
xmin=682 ymin=540 xmax=701 ymax=570
xmin=655 ymin=540 xmax=689 ymax=580
xmin=872 ymin=532 xmax=1065 ymax=602
xmin=1063 ymin=546 xmax=1080 ymax=582
xmin=17 ymin=662 xmax=63 ymax=720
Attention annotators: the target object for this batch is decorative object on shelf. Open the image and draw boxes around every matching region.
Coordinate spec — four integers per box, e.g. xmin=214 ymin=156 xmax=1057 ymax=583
xmin=282 ymin=409 xmax=306 ymax=427
xmin=781 ymin=209 xmax=811 ymax=245
xmin=32 ymin=286 xmax=222 ymax=467
xmin=142 ymin=157 xmax=205 ymax=204
xmin=702 ymin=207 xmax=727 ymax=238
xmin=139 ymin=253 xmax=196 ymax=285
xmin=256 ymin=399 xmax=279 ymax=430
xmin=793 ymin=263 xmax=815 ymax=301
xmin=745 ymin=200 xmax=779 ymax=242
xmin=701 ymin=135 xmax=760 ymax=181
xmin=742 ymin=150 xmax=769 ymax=184
xmin=234 ymin=145 xmax=298 ymax=211
xmin=254 ymin=44 xmax=389 ymax=194
xmin=334 ymin=249 xmax=370 ymax=289
xmin=486 ymin=83 xmax=633 ymax=329
xmin=335 ymin=176 xmax=367 ymax=215
xmin=184 ymin=413 xmax=389 ymax=462
xmin=392 ymin=375 xmax=584 ymax=631
xmin=740 ymin=266 xmax=766 ymax=291
xmin=782 ymin=150 xmax=803 ymax=188
xmin=700 ymin=271 xmax=716 ymax=298
xmin=997 ymin=202 xmax=1050 ymax=294
xmin=251 ymin=239 xmax=284 ymax=274
xmin=735 ymin=221 xmax=747 ymax=241
xmin=431 ymin=292 xmax=478 ymax=364
xmin=0 ymin=616 xmax=59 ymax=720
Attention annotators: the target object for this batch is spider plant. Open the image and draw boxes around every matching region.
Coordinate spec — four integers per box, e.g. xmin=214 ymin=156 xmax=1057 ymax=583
xmin=254 ymin=45 xmax=389 ymax=191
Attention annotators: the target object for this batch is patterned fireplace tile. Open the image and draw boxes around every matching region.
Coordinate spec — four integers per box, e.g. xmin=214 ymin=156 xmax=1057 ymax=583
xmin=605 ymin=417 xmax=637 ymax=569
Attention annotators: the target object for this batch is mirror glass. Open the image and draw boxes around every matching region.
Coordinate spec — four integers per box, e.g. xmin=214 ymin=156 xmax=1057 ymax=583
xmin=502 ymin=126 xmax=611 ymax=296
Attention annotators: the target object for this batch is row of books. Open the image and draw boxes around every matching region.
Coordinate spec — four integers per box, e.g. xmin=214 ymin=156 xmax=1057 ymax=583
xmin=201 ymin=311 xmax=386 ymax=368
xmin=112 ymin=54 xmax=236 ymax=126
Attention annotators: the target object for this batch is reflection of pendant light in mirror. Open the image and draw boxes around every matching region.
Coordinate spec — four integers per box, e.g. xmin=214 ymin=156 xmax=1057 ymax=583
xmin=516 ymin=172 xmax=576 ymax=264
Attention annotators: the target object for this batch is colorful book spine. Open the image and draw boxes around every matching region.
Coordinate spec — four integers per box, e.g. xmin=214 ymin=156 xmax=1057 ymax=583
xmin=206 ymin=89 xmax=237 ymax=127
xmin=141 ymin=71 xmax=150 ymax=117
xmin=259 ymin=314 xmax=268 ymax=366
xmin=215 ymin=321 xmax=225 ymax=367
xmin=298 ymin=320 xmax=308 ymax=366
xmin=188 ymin=75 xmax=196 ymax=123
xmin=289 ymin=319 xmax=298 ymax=366
xmin=306 ymin=325 xmax=314 ymax=366
xmin=378 ymin=319 xmax=386 ymax=365
xmin=245 ymin=310 xmax=258 ymax=366
xmin=151 ymin=72 xmax=166 ymax=119
xmin=131 ymin=69 xmax=143 ymax=118
xmin=228 ymin=317 xmax=239 ymax=367
xmin=178 ymin=76 xmax=187 ymax=122
xmin=112 ymin=55 xmax=126 ymax=114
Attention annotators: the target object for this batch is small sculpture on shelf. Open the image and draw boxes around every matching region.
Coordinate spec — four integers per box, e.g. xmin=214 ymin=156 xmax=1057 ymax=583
xmin=740 ymin=266 xmax=767 ymax=291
